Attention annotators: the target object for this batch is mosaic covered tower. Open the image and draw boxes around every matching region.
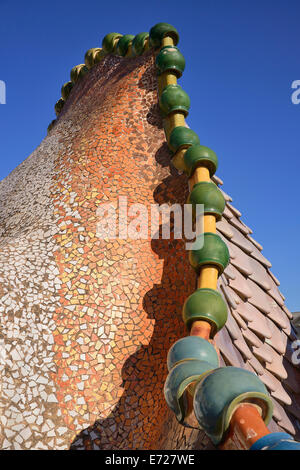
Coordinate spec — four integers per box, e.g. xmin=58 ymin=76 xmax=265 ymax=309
xmin=1 ymin=23 xmax=300 ymax=451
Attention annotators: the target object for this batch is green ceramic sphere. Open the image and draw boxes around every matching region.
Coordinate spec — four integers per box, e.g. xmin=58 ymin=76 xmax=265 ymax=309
xmin=116 ymin=34 xmax=135 ymax=56
xmin=193 ymin=367 xmax=273 ymax=445
xmin=182 ymin=288 xmax=228 ymax=336
xmin=164 ymin=360 xmax=215 ymax=423
xmin=189 ymin=233 xmax=229 ymax=275
xmin=167 ymin=336 xmax=219 ymax=371
xmin=183 ymin=145 xmax=218 ymax=177
xmin=188 ymin=182 xmax=225 ymax=220
xmin=156 ymin=46 xmax=185 ymax=77
xmin=149 ymin=22 xmax=179 ymax=48
xmin=159 ymin=84 xmax=190 ymax=117
xmin=102 ymin=32 xmax=123 ymax=53
xmin=169 ymin=126 xmax=200 ymax=153
xmin=61 ymin=81 xmax=73 ymax=101
xmin=54 ymin=98 xmax=64 ymax=116
xmin=131 ymin=32 xmax=149 ymax=56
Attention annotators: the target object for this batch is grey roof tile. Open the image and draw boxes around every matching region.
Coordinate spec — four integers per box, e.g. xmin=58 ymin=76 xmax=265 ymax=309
xmin=270 ymin=398 xmax=283 ymax=421
xmin=224 ymin=309 xmax=253 ymax=360
xmin=249 ymin=265 xmax=272 ymax=291
xmin=268 ymin=380 xmax=292 ymax=406
xmin=266 ymin=276 xmax=285 ymax=307
xmin=270 ymin=313 xmax=290 ymax=333
xmin=267 ymin=302 xmax=290 ymax=331
xmin=229 ymin=217 xmax=250 ymax=235
xmin=285 ymin=323 xmax=299 ymax=341
xmin=282 ymin=358 xmax=300 ymax=394
xmin=246 ymin=279 xmax=272 ymax=314
xmin=227 ymin=241 xmax=253 ymax=276
xmin=213 ymin=184 xmax=298 ymax=435
xmin=268 ymin=270 xmax=281 ymax=286
xmin=228 ymin=242 xmax=273 ymax=295
xmin=231 ymin=308 xmax=248 ymax=330
xmin=225 ymin=285 xmax=243 ymax=306
xmin=282 ymin=304 xmax=293 ymax=320
xmin=219 ymin=280 xmax=239 ymax=310
xmin=248 ymin=355 xmax=265 ymax=376
xmin=244 ymin=281 xmax=287 ymax=330
xmin=259 ymin=369 xmax=279 ymax=393
xmin=264 ymin=317 xmax=287 ymax=355
xmin=223 ymin=264 xmax=236 ymax=280
xmin=248 ymin=244 xmax=272 ymax=268
xmin=243 ymin=360 xmax=256 ymax=374
xmin=219 ymin=188 xmax=232 ymax=202
xmin=284 ymin=338 xmax=300 ymax=365
xmin=241 ymin=327 xmax=262 ymax=348
xmin=224 ymin=240 xmax=238 ymax=262
xmin=219 ymin=355 xmax=226 ymax=367
xmin=261 ymin=343 xmax=288 ymax=380
xmin=224 ymin=310 xmax=241 ymax=341
xmin=252 ymin=343 xmax=273 ymax=364
xmin=229 ymin=215 xmax=251 ymax=236
xmin=279 ymin=290 xmax=286 ymax=301
xmin=223 ymin=205 xmax=234 ymax=219
xmin=226 ymin=224 xmax=254 ymax=254
xmin=279 ymin=417 xmax=296 ymax=435
xmin=246 ymin=234 xmax=263 ymax=251
xmin=268 ymin=419 xmax=284 ymax=434
xmin=239 ymin=220 xmax=253 ymax=234
xmin=234 ymin=337 xmax=253 ymax=360
xmin=286 ymin=394 xmax=300 ymax=422
xmin=271 ymin=398 xmax=296 ymax=435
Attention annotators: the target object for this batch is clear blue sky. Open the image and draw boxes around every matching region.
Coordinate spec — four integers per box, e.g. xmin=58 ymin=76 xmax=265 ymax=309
xmin=0 ymin=0 xmax=299 ymax=311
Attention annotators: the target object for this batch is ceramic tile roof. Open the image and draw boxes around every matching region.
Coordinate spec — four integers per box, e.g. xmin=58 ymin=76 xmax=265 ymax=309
xmin=1 ymin=50 xmax=215 ymax=450
xmin=1 ymin=31 xmax=300 ymax=450
xmin=214 ymin=178 xmax=300 ymax=439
